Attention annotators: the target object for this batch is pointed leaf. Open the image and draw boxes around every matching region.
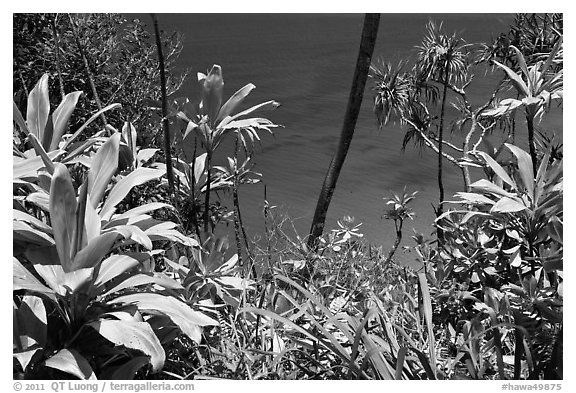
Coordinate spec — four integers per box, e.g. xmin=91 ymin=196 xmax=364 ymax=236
xmin=136 ymin=148 xmax=159 ymax=166
xmin=26 ymin=133 xmax=55 ymax=174
xmin=49 ymin=163 xmax=77 ymax=272
xmin=50 ymin=91 xmax=83 ymax=151
xmin=18 ymin=296 xmax=47 ymax=348
xmin=88 ymin=132 xmax=120 ymax=208
xmin=13 ymin=349 xmax=41 ymax=372
xmin=490 ymin=197 xmax=527 ymax=213
xmin=110 ymin=293 xmax=217 ymax=344
xmin=89 ymin=319 xmax=165 ymax=373
xmin=13 ymin=150 xmax=63 ymax=179
xmin=112 ymin=202 xmax=173 ymax=222
xmin=26 ymin=74 xmax=50 ymax=141
xmin=100 ymin=167 xmax=165 ymax=221
xmin=505 ymin=144 xmax=534 ymax=198
xmin=216 ymin=83 xmax=255 ymax=123
xmin=511 ymin=46 xmax=530 ymax=86
xmin=102 ymin=273 xmax=183 ymax=297
xmin=44 ymin=348 xmax=96 ymax=380
xmin=94 ymin=255 xmax=140 ymax=289
xmin=71 ymin=232 xmax=119 ymax=270
xmin=492 ymin=60 xmax=529 ymax=97
xmin=62 ymin=103 xmax=121 ymax=150
xmin=470 ymin=179 xmax=516 ymax=199
xmin=476 ymin=151 xmax=516 ymax=189
xmin=13 ymin=101 xmax=29 ymax=135
xmin=106 ymin=225 xmax=152 ymax=250
xmin=13 ymin=258 xmax=55 ymax=299
xmin=217 ymin=100 xmax=280 ymax=129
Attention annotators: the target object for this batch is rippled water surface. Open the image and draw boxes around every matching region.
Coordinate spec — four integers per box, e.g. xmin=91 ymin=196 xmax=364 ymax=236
xmin=138 ymin=14 xmax=563 ymax=264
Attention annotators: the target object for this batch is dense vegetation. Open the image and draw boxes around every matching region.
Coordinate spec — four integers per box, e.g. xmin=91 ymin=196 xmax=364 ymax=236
xmin=13 ymin=13 xmax=562 ymax=380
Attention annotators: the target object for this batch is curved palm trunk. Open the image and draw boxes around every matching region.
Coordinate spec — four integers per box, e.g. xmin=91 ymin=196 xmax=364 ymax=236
xmin=437 ymin=77 xmax=448 ymax=216
xmin=435 ymin=70 xmax=449 ymax=243
xmin=308 ymin=13 xmax=380 ymax=249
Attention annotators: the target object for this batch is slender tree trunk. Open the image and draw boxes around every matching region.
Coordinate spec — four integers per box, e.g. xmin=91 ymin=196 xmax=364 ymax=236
xmin=232 ymin=135 xmax=244 ymax=270
xmin=203 ymin=149 xmax=213 ymax=234
xmin=68 ymin=14 xmax=107 ymax=127
xmin=308 ymin=13 xmax=380 ymax=249
xmin=437 ymin=76 xmax=448 ymax=217
xmin=526 ymin=114 xmax=538 ymax=175
xmin=151 ymin=14 xmax=175 ymax=196
xmin=385 ymin=220 xmax=403 ymax=264
xmin=462 ymin=117 xmax=479 ymax=192
xmin=435 ymin=69 xmax=449 ymax=243
xmin=51 ymin=15 xmax=66 ymax=100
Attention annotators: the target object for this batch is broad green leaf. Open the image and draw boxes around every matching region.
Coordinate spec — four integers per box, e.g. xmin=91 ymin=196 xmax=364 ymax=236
xmin=100 ymin=167 xmax=165 ymax=221
xmin=24 ymin=191 xmax=50 ymax=212
xmin=137 ymin=148 xmax=159 ymax=166
xmin=24 ymin=247 xmax=65 ymax=295
xmin=491 ymin=196 xmax=527 ymax=213
xmin=25 ymin=133 xmax=55 ymax=174
xmin=50 ymin=91 xmax=82 ymax=151
xmin=93 ymin=255 xmax=140 ymax=289
xmin=417 ymin=273 xmax=437 ymax=378
xmin=44 ymin=348 xmax=96 ymax=380
xmin=217 ymin=100 xmax=280 ymax=129
xmin=101 ymin=273 xmax=183 ymax=298
xmin=71 ymin=180 xmax=89 ymax=257
xmin=62 ymin=103 xmax=122 ymax=150
xmin=13 ymin=151 xmax=63 ymax=180
xmin=146 ymin=228 xmax=199 ymax=248
xmin=453 ymin=192 xmax=495 ymax=205
xmin=505 ymin=144 xmax=534 ymax=200
xmin=13 ymin=258 xmax=55 ymax=299
xmin=510 ymin=46 xmax=530 ymax=87
xmin=26 ymin=74 xmax=50 ymax=142
xmin=49 ymin=163 xmax=77 ymax=272
xmin=470 ymin=179 xmax=516 ymax=199
xmin=89 ymin=319 xmax=165 ymax=373
xmin=476 ymin=151 xmax=516 ymax=189
xmin=72 ymin=232 xmax=119 ymax=270
xmin=14 ymin=348 xmax=41 ymax=372
xmin=492 ymin=60 xmax=529 ymax=97
xmin=88 ymin=132 xmax=120 ymax=208
xmin=110 ymin=293 xmax=217 ymax=344
xmin=17 ymin=295 xmax=47 ymax=348
xmin=106 ymin=225 xmax=152 ymax=250
xmin=216 ymin=83 xmax=255 ymax=124
xmin=13 ymin=221 xmax=54 ymax=247
xmin=121 ymin=122 xmax=137 ymax=165
xmin=13 ymin=101 xmax=29 ymax=135
xmin=42 ymin=114 xmax=54 ymax=151
xmin=111 ymin=202 xmax=173 ymax=221
xmin=84 ymin=194 xmax=101 ymax=243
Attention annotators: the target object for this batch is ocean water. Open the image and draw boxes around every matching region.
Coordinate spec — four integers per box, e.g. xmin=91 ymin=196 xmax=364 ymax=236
xmin=138 ymin=14 xmax=563 ymax=265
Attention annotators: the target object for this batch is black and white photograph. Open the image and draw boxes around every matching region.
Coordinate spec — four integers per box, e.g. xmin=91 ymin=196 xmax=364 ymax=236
xmin=11 ymin=5 xmax=564 ymax=385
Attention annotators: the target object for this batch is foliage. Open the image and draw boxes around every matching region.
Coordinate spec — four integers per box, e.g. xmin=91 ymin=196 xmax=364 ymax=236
xmin=13 ymin=13 xmax=187 ymax=144
xmin=173 ymin=64 xmax=280 ymax=234
xmin=13 ymin=15 xmax=562 ymax=381
xmin=13 ymin=76 xmax=216 ymax=379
